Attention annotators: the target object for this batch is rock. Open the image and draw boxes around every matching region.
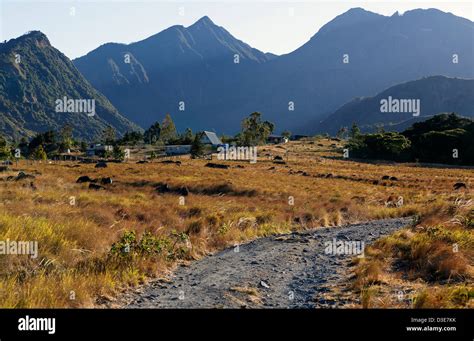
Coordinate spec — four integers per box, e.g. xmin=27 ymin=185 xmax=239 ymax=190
xmin=259 ymin=280 xmax=270 ymax=289
xmin=0 ymin=166 xmax=9 ymax=172
xmin=95 ymin=161 xmax=107 ymax=168
xmin=390 ymin=176 xmax=398 ymax=181
xmin=453 ymin=182 xmax=467 ymax=190
xmin=325 ymin=173 xmax=333 ymax=178
xmin=205 ymin=163 xmax=229 ymax=169
xmin=76 ymin=175 xmax=94 ymax=183
xmin=273 ymin=156 xmax=283 ymax=161
xmin=381 ymin=175 xmax=390 ymax=180
xmin=15 ymin=171 xmax=35 ymax=181
xmin=89 ymin=183 xmax=106 ymax=190
xmin=100 ymin=177 xmax=113 ymax=185
xmin=136 ymin=160 xmax=149 ymax=164
xmin=161 ymin=160 xmax=181 ymax=165
xmin=155 ymin=182 xmax=171 ymax=193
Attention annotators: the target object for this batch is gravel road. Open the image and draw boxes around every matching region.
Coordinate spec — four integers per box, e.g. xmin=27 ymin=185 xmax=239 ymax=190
xmin=125 ymin=217 xmax=411 ymax=308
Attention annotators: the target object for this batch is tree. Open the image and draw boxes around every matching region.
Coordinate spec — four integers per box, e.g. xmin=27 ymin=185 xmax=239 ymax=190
xmin=190 ymin=132 xmax=205 ymax=159
xmin=336 ymin=127 xmax=348 ymax=140
xmin=349 ymin=123 xmax=361 ymax=139
xmin=239 ymin=112 xmax=274 ymax=146
xmin=119 ymin=131 xmax=143 ymax=146
xmin=60 ymin=124 xmax=73 ymax=152
xmin=102 ymin=126 xmax=116 ymax=145
xmin=113 ymin=145 xmax=125 ymax=160
xmin=144 ymin=122 xmax=161 ymax=144
xmin=160 ymin=114 xmax=177 ymax=144
xmin=32 ymin=145 xmax=47 ymax=160
xmin=28 ymin=131 xmax=57 ymax=157
xmin=347 ymin=132 xmax=411 ymax=160
xmin=282 ymin=130 xmax=292 ymax=139
xmin=0 ymin=136 xmax=11 ymax=159
xmin=182 ymin=128 xmax=194 ymax=144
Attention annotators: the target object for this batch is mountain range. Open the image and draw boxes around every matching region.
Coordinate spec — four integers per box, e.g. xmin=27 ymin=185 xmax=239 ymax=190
xmin=74 ymin=8 xmax=474 ymax=134
xmin=1 ymin=8 xmax=473 ymax=141
xmin=316 ymin=76 xmax=474 ymax=134
xmin=0 ymin=31 xmax=140 ymax=141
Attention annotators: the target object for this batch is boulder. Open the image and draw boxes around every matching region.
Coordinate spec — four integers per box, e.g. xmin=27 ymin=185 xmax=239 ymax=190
xmin=95 ymin=161 xmax=107 ymax=168
xmin=76 ymin=175 xmax=94 ymax=183
xmin=15 ymin=171 xmax=35 ymax=181
xmin=100 ymin=177 xmax=113 ymax=185
xmin=205 ymin=163 xmax=229 ymax=169
xmin=89 ymin=183 xmax=105 ymax=190
xmin=453 ymin=182 xmax=467 ymax=190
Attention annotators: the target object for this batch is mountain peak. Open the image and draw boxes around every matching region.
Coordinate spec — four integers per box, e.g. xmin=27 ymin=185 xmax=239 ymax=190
xmin=19 ymin=30 xmax=50 ymax=47
xmin=1 ymin=30 xmax=51 ymax=53
xmin=190 ymin=16 xmax=215 ymax=27
xmin=314 ymin=7 xmax=383 ymax=37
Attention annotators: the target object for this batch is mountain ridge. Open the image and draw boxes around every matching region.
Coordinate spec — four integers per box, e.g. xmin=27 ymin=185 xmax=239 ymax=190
xmin=0 ymin=30 xmax=141 ymax=141
xmin=315 ymin=75 xmax=474 ymax=134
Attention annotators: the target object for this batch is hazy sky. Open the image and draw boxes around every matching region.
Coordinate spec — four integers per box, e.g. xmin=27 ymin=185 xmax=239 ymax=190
xmin=1 ymin=0 xmax=473 ymax=59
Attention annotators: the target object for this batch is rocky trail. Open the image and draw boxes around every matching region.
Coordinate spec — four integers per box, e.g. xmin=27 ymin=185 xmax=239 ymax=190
xmin=124 ymin=218 xmax=412 ymax=308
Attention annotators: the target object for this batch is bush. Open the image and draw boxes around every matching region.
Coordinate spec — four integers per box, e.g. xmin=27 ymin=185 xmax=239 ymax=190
xmin=347 ymin=132 xmax=411 ymax=161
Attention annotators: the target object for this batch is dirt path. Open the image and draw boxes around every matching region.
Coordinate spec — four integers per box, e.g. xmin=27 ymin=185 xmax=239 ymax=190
xmin=125 ymin=218 xmax=411 ymax=308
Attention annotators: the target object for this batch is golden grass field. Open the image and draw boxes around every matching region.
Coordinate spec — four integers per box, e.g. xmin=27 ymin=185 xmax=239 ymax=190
xmin=0 ymin=138 xmax=472 ymax=308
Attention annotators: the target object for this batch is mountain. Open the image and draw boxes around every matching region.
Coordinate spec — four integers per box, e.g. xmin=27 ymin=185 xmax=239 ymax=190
xmin=262 ymin=8 xmax=474 ymax=133
xmin=74 ymin=9 xmax=474 ymax=134
xmin=74 ymin=16 xmax=273 ymax=131
xmin=316 ymin=76 xmax=474 ymax=134
xmin=0 ymin=31 xmax=141 ymax=141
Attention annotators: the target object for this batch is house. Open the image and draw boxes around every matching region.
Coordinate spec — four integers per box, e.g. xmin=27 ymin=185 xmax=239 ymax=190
xmin=201 ymin=131 xmax=223 ymax=146
xmin=165 ymin=145 xmax=191 ymax=156
xmin=86 ymin=144 xmax=113 ymax=157
xmin=267 ymin=135 xmax=289 ymax=144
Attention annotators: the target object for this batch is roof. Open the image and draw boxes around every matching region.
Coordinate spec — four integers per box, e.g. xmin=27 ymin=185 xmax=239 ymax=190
xmin=202 ymin=131 xmax=223 ymax=145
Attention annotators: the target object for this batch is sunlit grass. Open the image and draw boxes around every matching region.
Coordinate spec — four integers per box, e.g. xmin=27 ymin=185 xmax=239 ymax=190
xmin=0 ymin=139 xmax=472 ymax=307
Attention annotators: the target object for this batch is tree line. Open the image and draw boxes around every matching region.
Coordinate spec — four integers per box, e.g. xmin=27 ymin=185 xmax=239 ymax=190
xmin=0 ymin=112 xmax=279 ymax=160
xmin=344 ymin=113 xmax=474 ymax=165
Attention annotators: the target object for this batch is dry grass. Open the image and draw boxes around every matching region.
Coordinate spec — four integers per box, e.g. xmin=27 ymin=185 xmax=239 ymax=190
xmin=0 ymin=138 xmax=472 ymax=307
xmin=353 ymin=205 xmax=473 ymax=308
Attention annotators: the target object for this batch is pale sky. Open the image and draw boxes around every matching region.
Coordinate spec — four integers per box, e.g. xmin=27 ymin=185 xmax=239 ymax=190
xmin=1 ymin=0 xmax=473 ymax=59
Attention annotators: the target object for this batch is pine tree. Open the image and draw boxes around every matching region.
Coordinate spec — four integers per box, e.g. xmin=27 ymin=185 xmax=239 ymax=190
xmin=160 ymin=114 xmax=177 ymax=144
xmin=190 ymin=133 xmax=205 ymax=159
xmin=144 ymin=122 xmax=161 ymax=144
